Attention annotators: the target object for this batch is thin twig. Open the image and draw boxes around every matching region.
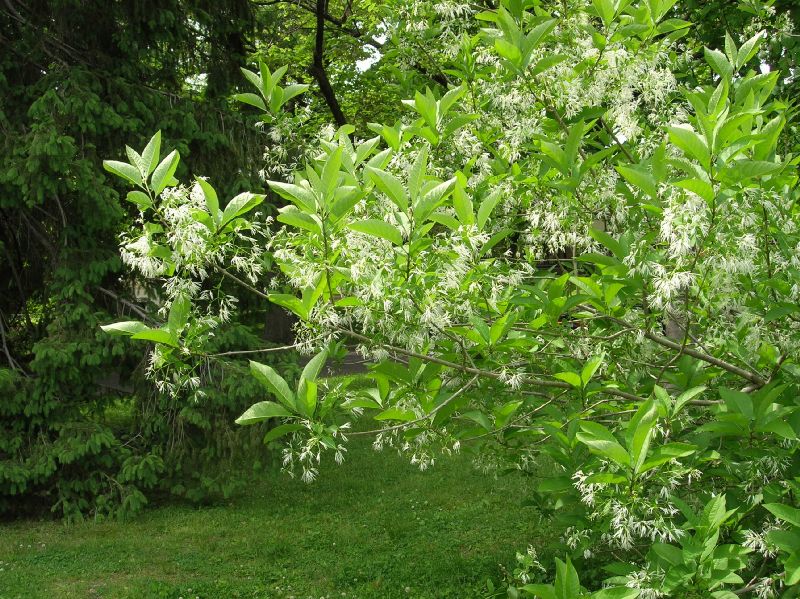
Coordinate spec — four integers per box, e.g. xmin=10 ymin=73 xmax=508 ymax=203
xmin=0 ymin=311 xmax=25 ymax=374
xmin=97 ymin=286 xmax=158 ymax=325
xmin=349 ymin=375 xmax=479 ymax=436
xmin=213 ymin=265 xmax=271 ymax=300
xmin=209 ymin=337 xmax=322 ymax=357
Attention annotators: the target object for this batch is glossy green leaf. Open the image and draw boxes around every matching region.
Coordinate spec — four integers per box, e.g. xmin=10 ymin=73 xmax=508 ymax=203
xmin=103 ymin=160 xmax=142 ymax=186
xmin=577 ymin=421 xmax=630 ymax=467
xmin=195 ymin=178 xmax=220 ymax=224
xmin=263 ymin=423 xmax=305 ymax=443
xmin=366 ymin=167 xmax=408 ymax=211
xmin=250 ymin=360 xmax=296 ymax=412
xmin=219 ymin=192 xmax=265 ymax=228
xmin=348 ymin=219 xmax=403 ymax=245
xmin=100 ymin=321 xmax=149 ymax=336
xmin=151 ymin=150 xmax=180 ymax=195
xmin=765 ymin=503 xmax=800 ymax=528
xmin=141 ymin=131 xmax=161 ymax=175
xmin=235 ymin=401 xmax=293 ymax=425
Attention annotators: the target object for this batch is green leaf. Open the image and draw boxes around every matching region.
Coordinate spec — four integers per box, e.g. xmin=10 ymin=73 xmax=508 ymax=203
xmin=554 ymin=557 xmax=581 ymax=599
xmin=565 ymin=120 xmax=585 ymax=166
xmin=452 ymin=177 xmax=474 ymax=225
xmin=720 ymin=387 xmax=753 ymax=419
xmin=330 ymin=187 xmax=363 ymax=222
xmin=151 ymin=150 xmax=180 ymax=195
xmin=100 ymin=321 xmax=149 ymax=336
xmin=130 ymin=329 xmax=179 ymax=347
xmin=736 ymin=32 xmax=763 ymax=69
xmin=521 ymin=584 xmax=556 ymax=599
xmin=141 ymin=131 xmax=161 ymax=175
xmin=167 ymin=295 xmax=190 ymax=333
xmin=626 ymin=399 xmax=658 ymax=474
xmin=281 ymin=83 xmax=309 ymax=104
xmin=765 ymin=304 xmax=799 ymax=322
xmin=300 ymin=350 xmax=328 ymax=386
xmin=428 ymin=212 xmax=460 ymax=230
xmin=577 ymin=421 xmax=630 ymax=467
xmin=593 ymin=0 xmax=615 ymax=26
xmin=704 ymin=47 xmax=733 ymax=81
xmin=588 ymin=226 xmax=625 ymax=260
xmin=268 ymin=180 xmax=317 ymax=212
xmin=298 ymin=379 xmax=318 ymax=418
xmin=220 ymin=192 xmax=265 ymax=228
xmin=617 ymin=165 xmax=657 ymax=199
xmin=724 ymin=32 xmax=738 ymax=64
xmin=673 ymin=386 xmax=706 ymax=416
xmin=250 ymin=361 xmax=296 ymax=412
xmin=580 ymin=355 xmax=604 ymax=387
xmin=554 ymin=371 xmax=582 ymax=388
xmin=366 ymin=167 xmax=408 ymax=211
xmin=702 ymin=494 xmax=732 ymax=531
xmin=408 ymin=147 xmax=428 ymax=199
xmin=195 ymin=178 xmax=220 ymax=224
xmin=125 ymin=190 xmax=152 ymax=210
xmin=722 ymin=160 xmax=782 ymax=183
xmin=415 ymin=178 xmax=455 ymax=223
xmin=233 ymin=92 xmax=267 ymax=112
xmin=321 ymin=146 xmax=343 ymax=201
xmin=463 ymin=410 xmax=492 ymax=431
xmin=765 ymin=503 xmax=800 ymax=528
xmin=530 ymin=54 xmax=569 ymax=76
xmin=348 ymin=219 xmax=403 ymax=245
xmin=494 ymin=400 xmax=523 ymax=428
xmin=766 ymin=529 xmax=800 ymax=554
xmin=639 ymin=442 xmax=696 ymax=473
xmin=524 ymin=18 xmax=557 ymax=54
xmin=240 ymin=66 xmax=263 ymax=94
xmin=786 ymin=552 xmax=800 ymax=585
xmin=477 ymin=191 xmax=501 ymax=230
xmin=263 ymin=423 xmax=305 ymax=443
xmin=591 ymin=588 xmax=640 ymax=598
xmin=439 ymin=85 xmax=465 ymax=116
xmin=375 ymin=408 xmax=417 ymax=422
xmin=672 ymin=178 xmax=714 ymax=203
xmin=269 ymin=293 xmax=308 ymax=320
xmin=667 ymin=125 xmax=709 ymax=168
xmin=103 ymin=160 xmax=142 ymax=186
xmin=126 ymin=146 xmax=146 ymax=176
xmin=277 ymin=206 xmax=322 ymax=234
xmin=235 ymin=401 xmax=293 ymax=425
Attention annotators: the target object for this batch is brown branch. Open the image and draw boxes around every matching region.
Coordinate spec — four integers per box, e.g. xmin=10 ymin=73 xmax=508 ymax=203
xmin=310 ymin=0 xmax=347 ymax=127
xmin=591 ymin=309 xmax=766 ymax=387
xmin=599 ymin=117 xmax=636 ymax=163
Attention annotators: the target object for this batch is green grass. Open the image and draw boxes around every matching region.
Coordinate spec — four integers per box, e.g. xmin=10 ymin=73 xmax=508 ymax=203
xmin=0 ymin=436 xmax=549 ymax=599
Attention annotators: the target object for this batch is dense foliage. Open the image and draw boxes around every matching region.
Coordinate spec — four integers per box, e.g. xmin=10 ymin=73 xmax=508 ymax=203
xmin=0 ymin=0 xmax=288 ymax=520
xmin=103 ymin=0 xmax=800 ymax=595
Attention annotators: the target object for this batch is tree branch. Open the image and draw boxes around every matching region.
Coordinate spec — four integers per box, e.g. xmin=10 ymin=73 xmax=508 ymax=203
xmin=310 ymin=0 xmax=347 ymax=127
xmin=338 ymin=328 xmax=651 ymax=403
xmin=591 ymin=309 xmax=766 ymax=387
xmin=96 ymin=286 xmax=158 ymax=325
xmin=213 ymin=265 xmax=271 ymax=301
xmin=349 ymin=375 xmax=479 ymax=436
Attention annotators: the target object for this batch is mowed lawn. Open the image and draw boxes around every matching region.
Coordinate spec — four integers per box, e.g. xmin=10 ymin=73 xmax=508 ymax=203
xmin=0 ymin=435 xmax=549 ymax=599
